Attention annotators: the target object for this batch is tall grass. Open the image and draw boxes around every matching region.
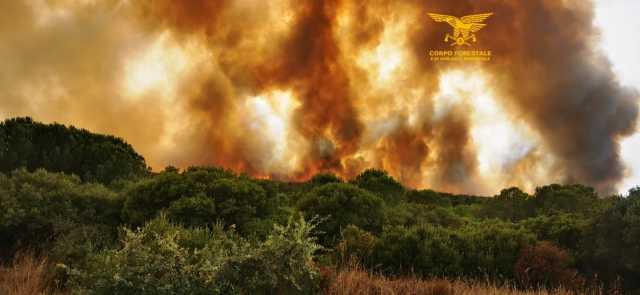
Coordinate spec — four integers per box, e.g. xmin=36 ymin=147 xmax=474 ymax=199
xmin=325 ymin=267 xmax=605 ymax=295
xmin=0 ymin=252 xmax=59 ymax=295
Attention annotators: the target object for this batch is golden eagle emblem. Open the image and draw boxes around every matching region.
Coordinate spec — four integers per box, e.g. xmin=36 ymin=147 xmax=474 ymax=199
xmin=428 ymin=12 xmax=493 ymax=46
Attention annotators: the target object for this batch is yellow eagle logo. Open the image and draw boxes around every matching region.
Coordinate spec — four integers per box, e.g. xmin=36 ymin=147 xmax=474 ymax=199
xmin=428 ymin=13 xmax=493 ymax=46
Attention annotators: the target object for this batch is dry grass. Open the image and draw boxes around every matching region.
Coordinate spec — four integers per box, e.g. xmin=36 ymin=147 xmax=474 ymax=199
xmin=325 ymin=268 xmax=604 ymax=295
xmin=0 ymin=252 xmax=59 ymax=295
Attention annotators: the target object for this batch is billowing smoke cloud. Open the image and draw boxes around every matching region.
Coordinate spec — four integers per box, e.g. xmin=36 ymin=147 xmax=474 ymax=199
xmin=0 ymin=0 xmax=637 ymax=194
xmin=0 ymin=0 xmax=168 ymax=165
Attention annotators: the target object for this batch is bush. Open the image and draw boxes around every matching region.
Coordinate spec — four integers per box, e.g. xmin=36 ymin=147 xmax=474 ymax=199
xmin=532 ymin=184 xmax=600 ymax=216
xmin=336 ymin=225 xmax=377 ymax=267
xmin=351 ymin=169 xmax=404 ymax=201
xmin=456 ymin=221 xmax=535 ymax=279
xmin=67 ymin=215 xmax=322 ymax=295
xmin=482 ymin=187 xmax=534 ymax=221
xmin=298 ymin=183 xmax=385 ymax=246
xmin=0 ymin=169 xmax=122 ymax=260
xmin=122 ymin=168 xmax=274 ymax=235
xmin=167 ymin=194 xmax=217 ymax=227
xmin=385 ymin=203 xmax=463 ymax=228
xmin=370 ymin=221 xmax=534 ymax=279
xmin=514 ymin=242 xmax=584 ymax=290
xmin=521 ymin=214 xmax=588 ymax=251
xmin=405 ymin=189 xmax=452 ymax=207
xmin=215 ymin=216 xmax=323 ymax=294
xmin=309 ymin=173 xmax=343 ymax=186
xmin=583 ymin=188 xmax=640 ymax=290
xmin=371 ymin=225 xmax=463 ymax=277
xmin=67 ymin=215 xmax=238 ymax=295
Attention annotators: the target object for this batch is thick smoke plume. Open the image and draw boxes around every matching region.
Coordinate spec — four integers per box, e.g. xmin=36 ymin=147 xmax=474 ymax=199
xmin=0 ymin=0 xmax=637 ymax=194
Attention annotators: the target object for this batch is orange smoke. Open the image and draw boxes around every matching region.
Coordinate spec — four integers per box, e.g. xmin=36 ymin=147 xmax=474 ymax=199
xmin=0 ymin=0 xmax=637 ymax=194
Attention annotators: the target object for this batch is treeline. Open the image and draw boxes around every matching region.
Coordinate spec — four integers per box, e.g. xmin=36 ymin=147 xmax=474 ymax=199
xmin=1 ymin=117 xmax=639 ymax=294
xmin=0 ymin=117 xmax=149 ymax=183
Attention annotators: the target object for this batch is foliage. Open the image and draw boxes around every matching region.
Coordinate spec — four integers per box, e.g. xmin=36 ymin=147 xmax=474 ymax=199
xmin=309 ymin=173 xmax=343 ymax=186
xmin=336 ymin=225 xmax=377 ymax=267
xmin=582 ymin=187 xmax=640 ymax=290
xmin=0 ymin=169 xmax=121 ymax=260
xmin=0 ymin=117 xmax=149 ymax=184
xmin=298 ymin=183 xmax=385 ymax=246
xmin=521 ymin=213 xmax=589 ymax=251
xmin=1 ymin=118 xmax=639 ymax=293
xmin=405 ymin=189 xmax=453 ymax=207
xmin=67 ymin=215 xmax=322 ymax=295
xmin=214 ymin=215 xmax=323 ymax=294
xmin=532 ymin=184 xmax=600 ymax=216
xmin=385 ymin=203 xmax=464 ymax=228
xmin=351 ymin=169 xmax=404 ymax=201
xmin=122 ymin=167 xmax=275 ymax=236
xmin=482 ymin=187 xmax=535 ymax=221
xmin=370 ymin=221 xmax=534 ymax=279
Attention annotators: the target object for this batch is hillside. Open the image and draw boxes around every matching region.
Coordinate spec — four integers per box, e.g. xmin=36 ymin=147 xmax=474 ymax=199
xmin=0 ymin=118 xmax=638 ymax=294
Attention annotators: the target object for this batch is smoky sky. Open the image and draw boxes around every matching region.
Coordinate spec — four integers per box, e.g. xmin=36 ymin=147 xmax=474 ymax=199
xmin=0 ymin=0 xmax=637 ymax=194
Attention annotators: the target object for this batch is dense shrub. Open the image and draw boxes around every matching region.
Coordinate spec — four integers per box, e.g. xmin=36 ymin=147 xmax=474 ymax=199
xmin=214 ymin=216 xmax=323 ymax=294
xmin=370 ymin=221 xmax=534 ymax=279
xmin=456 ymin=221 xmax=535 ymax=278
xmin=371 ymin=225 xmax=463 ymax=277
xmin=0 ymin=169 xmax=122 ymax=260
xmin=385 ymin=203 xmax=464 ymax=228
xmin=336 ymin=225 xmax=377 ymax=267
xmin=405 ymin=189 xmax=453 ymax=207
xmin=167 ymin=194 xmax=217 ymax=227
xmin=583 ymin=188 xmax=640 ymax=290
xmin=482 ymin=187 xmax=535 ymax=221
xmin=67 ymin=215 xmax=322 ymax=295
xmin=122 ymin=168 xmax=275 ymax=236
xmin=521 ymin=214 xmax=589 ymax=251
xmin=351 ymin=169 xmax=404 ymax=201
xmin=532 ymin=184 xmax=600 ymax=216
xmin=309 ymin=173 xmax=343 ymax=186
xmin=298 ymin=183 xmax=385 ymax=246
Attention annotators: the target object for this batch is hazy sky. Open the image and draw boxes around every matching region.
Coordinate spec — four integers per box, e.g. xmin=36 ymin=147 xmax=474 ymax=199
xmin=594 ymin=0 xmax=640 ymax=193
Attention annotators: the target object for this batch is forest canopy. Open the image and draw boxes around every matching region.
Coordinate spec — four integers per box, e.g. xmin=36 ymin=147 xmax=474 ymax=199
xmin=0 ymin=117 xmax=149 ymax=184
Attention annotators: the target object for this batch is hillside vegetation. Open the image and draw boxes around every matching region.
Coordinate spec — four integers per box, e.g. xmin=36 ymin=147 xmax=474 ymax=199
xmin=0 ymin=118 xmax=638 ymax=294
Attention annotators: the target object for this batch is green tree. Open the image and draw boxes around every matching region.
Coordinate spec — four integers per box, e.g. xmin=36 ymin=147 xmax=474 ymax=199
xmin=351 ymin=169 xmax=404 ymax=201
xmin=521 ymin=213 xmax=588 ymax=251
xmin=405 ymin=189 xmax=453 ymax=207
xmin=309 ymin=173 xmax=343 ymax=186
xmin=0 ymin=169 xmax=122 ymax=261
xmin=298 ymin=183 xmax=385 ymax=246
xmin=371 ymin=225 xmax=463 ymax=277
xmin=583 ymin=188 xmax=640 ymax=290
xmin=0 ymin=117 xmax=149 ymax=184
xmin=122 ymin=167 xmax=273 ymax=235
xmin=532 ymin=184 xmax=599 ymax=215
xmin=482 ymin=187 xmax=534 ymax=221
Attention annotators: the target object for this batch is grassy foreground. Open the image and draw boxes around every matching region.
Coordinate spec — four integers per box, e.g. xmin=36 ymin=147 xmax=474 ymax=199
xmin=1 ymin=254 xmax=611 ymax=295
xmin=325 ymin=268 xmax=610 ymax=295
